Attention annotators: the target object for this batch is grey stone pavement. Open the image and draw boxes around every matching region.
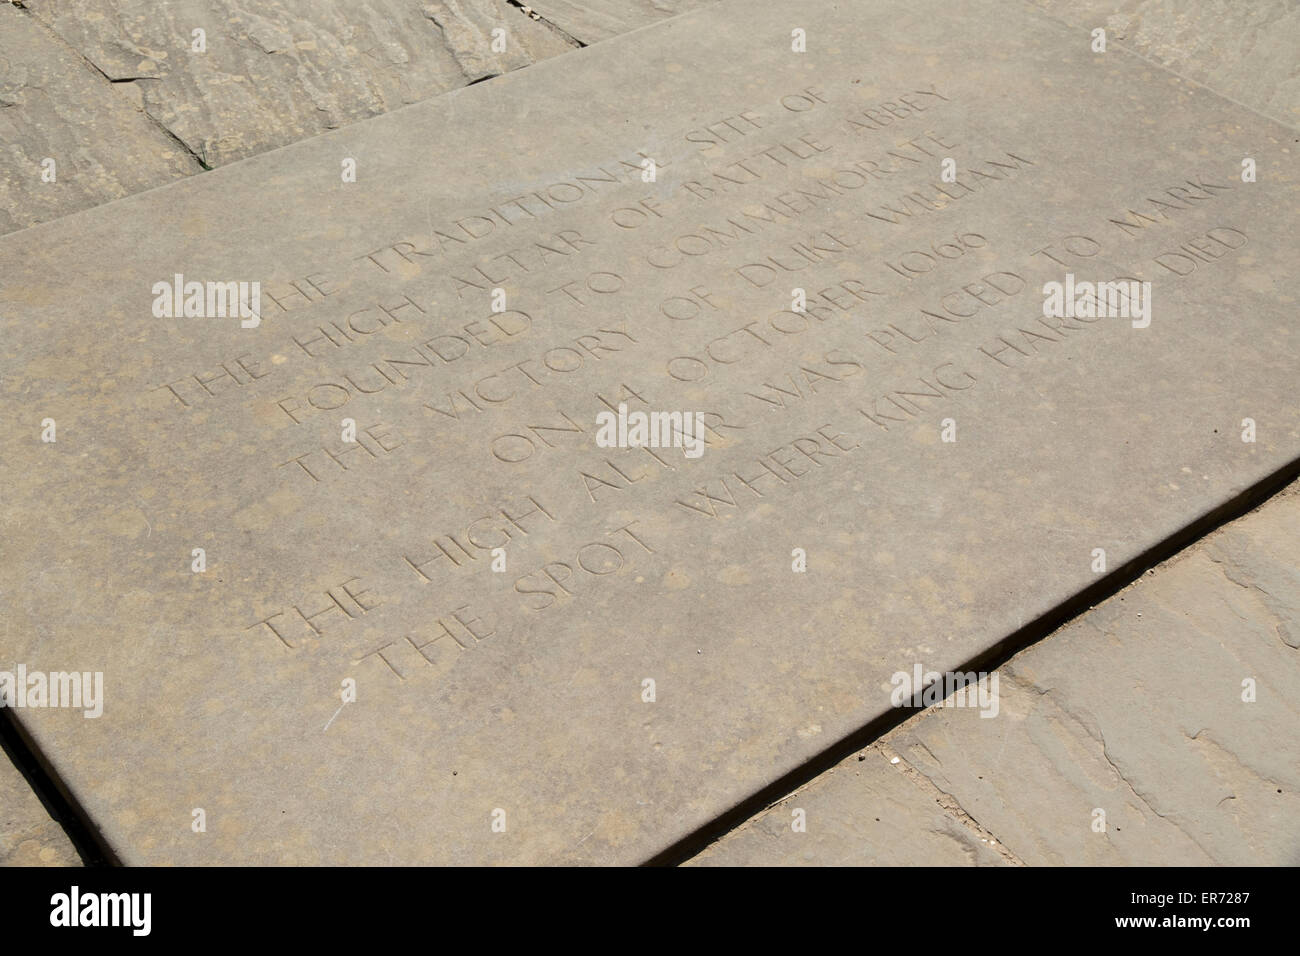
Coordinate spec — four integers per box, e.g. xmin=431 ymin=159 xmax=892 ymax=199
xmin=1 ymin=0 xmax=1296 ymax=865
xmin=5 ymin=0 xmax=1297 ymax=236
xmin=690 ymin=481 xmax=1300 ymax=866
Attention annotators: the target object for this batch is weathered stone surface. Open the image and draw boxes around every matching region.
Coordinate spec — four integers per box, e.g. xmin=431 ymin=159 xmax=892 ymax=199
xmin=0 ymin=748 xmax=80 ymax=866
xmin=21 ymin=0 xmax=578 ymax=169
xmin=686 ymin=744 xmax=1011 ymax=865
xmin=523 ymin=0 xmax=716 ymax=45
xmin=1031 ymin=0 xmax=1300 ymax=128
xmin=0 ymin=2 xmax=201 ymax=236
xmin=1 ymin=0 xmax=1297 ymax=864
xmin=697 ymin=484 xmax=1300 ymax=866
xmin=889 ymin=485 xmax=1300 ymax=865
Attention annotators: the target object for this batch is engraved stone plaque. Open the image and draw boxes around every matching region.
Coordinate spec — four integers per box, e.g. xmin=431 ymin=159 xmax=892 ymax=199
xmin=2 ymin=0 xmax=1296 ymax=863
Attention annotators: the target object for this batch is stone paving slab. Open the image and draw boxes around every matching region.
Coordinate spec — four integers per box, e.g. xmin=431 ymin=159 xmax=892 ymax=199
xmin=690 ymin=483 xmax=1300 ymax=866
xmin=0 ymin=0 xmax=1297 ymax=865
xmin=8 ymin=0 xmax=1296 ymax=239
xmin=0 ymin=2 xmax=202 ymax=235
xmin=19 ymin=0 xmax=576 ymax=170
xmin=686 ymin=743 xmax=1013 ymax=866
xmin=1031 ymin=0 xmax=1300 ymax=129
xmin=1 ymin=0 xmax=579 ymax=236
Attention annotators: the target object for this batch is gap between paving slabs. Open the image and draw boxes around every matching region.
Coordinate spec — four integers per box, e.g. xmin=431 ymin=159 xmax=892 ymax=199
xmin=654 ymin=455 xmax=1300 ymax=867
xmin=7 ymin=455 xmax=1296 ymax=867
xmin=0 ymin=708 xmax=115 ymax=865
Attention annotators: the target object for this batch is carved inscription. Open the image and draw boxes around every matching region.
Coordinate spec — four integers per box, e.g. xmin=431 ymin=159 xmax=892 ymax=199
xmin=195 ymin=74 xmax=1260 ymax=690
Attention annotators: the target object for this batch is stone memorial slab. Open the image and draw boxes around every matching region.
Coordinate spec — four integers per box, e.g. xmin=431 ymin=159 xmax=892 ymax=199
xmin=1 ymin=0 xmax=1297 ymax=864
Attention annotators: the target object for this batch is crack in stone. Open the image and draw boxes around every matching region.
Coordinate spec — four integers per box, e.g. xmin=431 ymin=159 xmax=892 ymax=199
xmin=985 ymin=673 xmax=1228 ymax=861
xmin=504 ymin=0 xmax=588 ymax=48
xmin=7 ymin=0 xmax=210 ymax=171
xmin=1085 ymin=723 xmax=1218 ymax=861
xmin=1183 ymin=727 xmax=1294 ymax=794
xmin=1201 ymin=549 xmax=1299 ymax=650
xmin=878 ymin=743 xmax=1024 ymax=865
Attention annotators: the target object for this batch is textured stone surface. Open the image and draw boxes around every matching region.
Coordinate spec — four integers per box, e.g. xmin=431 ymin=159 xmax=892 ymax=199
xmin=0 ymin=2 xmax=201 ymax=236
xmin=18 ymin=0 xmax=577 ymax=170
xmin=0 ymin=748 xmax=80 ymax=866
xmin=10 ymin=0 xmax=1293 ymax=238
xmin=1031 ymin=0 xmax=1300 ymax=128
xmin=693 ymin=484 xmax=1300 ymax=866
xmin=892 ymin=489 xmax=1300 ymax=865
xmin=524 ymin=0 xmax=716 ymax=45
xmin=686 ymin=744 xmax=1011 ymax=866
xmin=1 ymin=0 xmax=1297 ymax=864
